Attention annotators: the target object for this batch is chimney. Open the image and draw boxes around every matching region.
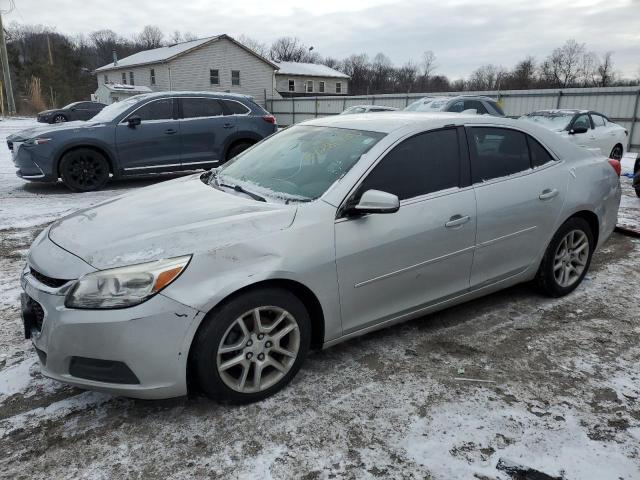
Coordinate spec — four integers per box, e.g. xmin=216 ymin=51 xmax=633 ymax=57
xmin=112 ymin=49 xmax=118 ymax=66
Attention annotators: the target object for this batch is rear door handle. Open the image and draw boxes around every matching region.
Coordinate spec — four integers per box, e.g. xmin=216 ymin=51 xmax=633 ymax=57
xmin=223 ymin=123 xmax=234 ymax=129
xmin=445 ymin=215 xmax=471 ymax=228
xmin=539 ymin=188 xmax=559 ymax=200
xmin=164 ymin=128 xmax=177 ymax=135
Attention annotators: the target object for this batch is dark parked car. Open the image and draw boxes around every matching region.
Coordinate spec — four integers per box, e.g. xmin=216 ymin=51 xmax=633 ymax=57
xmin=9 ymin=92 xmax=278 ymax=191
xmin=37 ymin=101 xmax=107 ymax=123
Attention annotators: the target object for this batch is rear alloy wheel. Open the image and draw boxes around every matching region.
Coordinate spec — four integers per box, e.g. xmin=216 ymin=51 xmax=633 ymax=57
xmin=193 ymin=288 xmax=310 ymax=403
xmin=536 ymin=217 xmax=594 ymax=297
xmin=53 ymin=114 xmax=67 ymax=123
xmin=59 ymin=148 xmax=110 ymax=192
xmin=609 ymin=144 xmax=623 ymax=161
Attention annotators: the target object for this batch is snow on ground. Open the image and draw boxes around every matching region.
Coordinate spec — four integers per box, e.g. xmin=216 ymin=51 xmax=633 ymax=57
xmin=0 ymin=117 xmax=639 ymax=479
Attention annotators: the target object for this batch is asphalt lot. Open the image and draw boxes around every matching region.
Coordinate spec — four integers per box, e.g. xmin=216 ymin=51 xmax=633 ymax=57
xmin=0 ymin=118 xmax=639 ymax=479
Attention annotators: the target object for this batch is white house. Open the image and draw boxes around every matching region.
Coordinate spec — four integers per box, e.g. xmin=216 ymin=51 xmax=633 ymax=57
xmin=92 ymin=83 xmax=152 ymax=105
xmin=94 ymin=35 xmax=280 ymax=106
xmin=274 ymin=61 xmax=350 ymax=97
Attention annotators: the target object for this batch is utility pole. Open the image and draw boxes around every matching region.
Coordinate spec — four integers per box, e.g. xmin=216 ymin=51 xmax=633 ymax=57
xmin=0 ymin=11 xmax=15 ymax=114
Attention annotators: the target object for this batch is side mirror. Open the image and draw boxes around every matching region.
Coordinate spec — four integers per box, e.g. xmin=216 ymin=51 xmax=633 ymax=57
xmin=569 ymin=126 xmax=588 ymax=135
xmin=127 ymin=115 xmax=142 ymax=128
xmin=346 ymin=189 xmax=400 ymax=216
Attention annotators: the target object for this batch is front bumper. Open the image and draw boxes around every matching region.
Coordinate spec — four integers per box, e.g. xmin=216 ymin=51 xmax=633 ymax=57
xmin=21 ymin=265 xmax=203 ymax=399
xmin=11 ymin=142 xmax=57 ymax=182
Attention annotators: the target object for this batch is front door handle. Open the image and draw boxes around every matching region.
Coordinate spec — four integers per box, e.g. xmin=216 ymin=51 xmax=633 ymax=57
xmin=223 ymin=123 xmax=234 ymax=129
xmin=539 ymin=188 xmax=559 ymax=200
xmin=164 ymin=128 xmax=178 ymax=135
xmin=445 ymin=214 xmax=471 ymax=228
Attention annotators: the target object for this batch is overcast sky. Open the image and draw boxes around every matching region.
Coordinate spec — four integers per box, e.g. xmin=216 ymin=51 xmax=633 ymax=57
xmin=4 ymin=0 xmax=639 ymax=78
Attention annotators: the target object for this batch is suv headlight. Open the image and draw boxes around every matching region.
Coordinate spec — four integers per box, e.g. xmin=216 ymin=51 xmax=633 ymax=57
xmin=65 ymin=255 xmax=191 ymax=309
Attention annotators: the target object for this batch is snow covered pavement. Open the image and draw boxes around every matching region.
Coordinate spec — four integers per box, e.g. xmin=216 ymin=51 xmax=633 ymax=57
xmin=0 ymin=118 xmax=639 ymax=479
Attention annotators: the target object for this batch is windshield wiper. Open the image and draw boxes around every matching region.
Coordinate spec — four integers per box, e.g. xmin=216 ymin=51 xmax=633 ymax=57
xmin=217 ymin=181 xmax=267 ymax=202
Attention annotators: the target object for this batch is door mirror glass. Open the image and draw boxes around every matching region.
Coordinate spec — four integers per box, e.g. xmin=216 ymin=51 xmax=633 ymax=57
xmin=127 ymin=115 xmax=142 ymax=127
xmin=348 ymin=189 xmax=399 ymax=215
xmin=569 ymin=126 xmax=588 ymax=135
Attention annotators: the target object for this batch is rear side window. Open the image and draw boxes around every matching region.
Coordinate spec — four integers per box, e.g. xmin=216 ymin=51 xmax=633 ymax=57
xmin=181 ymin=98 xmax=223 ymax=118
xmin=223 ymin=100 xmax=250 ymax=115
xmin=470 ymin=127 xmax=530 ymax=182
xmin=488 ymin=101 xmax=505 ymax=116
xmin=528 ymin=136 xmax=554 ymax=168
xmin=132 ymin=98 xmax=173 ymax=121
xmin=359 ymin=128 xmax=461 ymax=200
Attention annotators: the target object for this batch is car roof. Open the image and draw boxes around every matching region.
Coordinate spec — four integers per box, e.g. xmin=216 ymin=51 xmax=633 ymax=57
xmin=304 ymin=112 xmax=522 ymax=133
xmin=128 ymin=91 xmax=254 ymax=102
xmin=528 ymin=109 xmax=588 ymax=115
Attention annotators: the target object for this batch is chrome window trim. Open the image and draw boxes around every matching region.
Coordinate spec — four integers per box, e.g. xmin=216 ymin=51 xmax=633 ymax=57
xmin=120 ymin=97 xmax=176 ymax=123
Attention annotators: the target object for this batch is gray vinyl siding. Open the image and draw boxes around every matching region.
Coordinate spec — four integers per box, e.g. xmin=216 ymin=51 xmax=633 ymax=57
xmin=102 ymin=64 xmax=170 ymax=91
xmin=168 ymin=38 xmax=276 ymax=104
xmin=276 ymin=75 xmax=348 ymax=95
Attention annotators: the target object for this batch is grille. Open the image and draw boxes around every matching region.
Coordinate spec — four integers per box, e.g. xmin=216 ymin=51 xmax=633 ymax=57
xmin=29 ymin=267 xmax=70 ymax=289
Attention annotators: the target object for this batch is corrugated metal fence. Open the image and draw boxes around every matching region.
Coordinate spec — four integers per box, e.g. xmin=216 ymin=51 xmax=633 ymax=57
xmin=267 ymin=86 xmax=640 ymax=152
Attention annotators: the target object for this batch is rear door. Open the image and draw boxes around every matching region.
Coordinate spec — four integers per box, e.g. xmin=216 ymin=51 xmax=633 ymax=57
xmin=468 ymin=126 xmax=568 ymax=287
xmin=178 ymin=97 xmax=230 ymax=168
xmin=589 ymin=113 xmax=616 ymax=156
xmin=335 ymin=127 xmax=477 ymax=333
xmin=115 ymin=97 xmax=182 ymax=172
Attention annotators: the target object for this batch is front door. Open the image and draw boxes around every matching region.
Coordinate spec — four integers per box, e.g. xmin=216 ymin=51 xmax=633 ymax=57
xmin=567 ymin=113 xmax=597 ymax=150
xmin=179 ymin=97 xmax=234 ymax=168
xmin=335 ymin=127 xmax=477 ymax=334
xmin=467 ymin=126 xmax=568 ymax=287
xmin=115 ymin=97 xmax=182 ymax=172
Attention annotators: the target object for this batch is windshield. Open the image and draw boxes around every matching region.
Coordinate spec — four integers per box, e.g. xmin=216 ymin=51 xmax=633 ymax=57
xmin=521 ymin=112 xmax=573 ymax=130
xmin=404 ymin=98 xmax=447 ymax=112
xmin=216 ymin=125 xmax=385 ymax=202
xmin=90 ymin=96 xmax=146 ymax=122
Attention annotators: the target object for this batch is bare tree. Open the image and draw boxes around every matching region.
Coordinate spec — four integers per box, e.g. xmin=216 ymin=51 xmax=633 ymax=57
xmin=395 ymin=61 xmax=419 ymax=93
xmin=183 ymin=32 xmax=199 ymax=42
xmin=135 ymin=25 xmax=164 ymax=50
xmin=507 ymin=56 xmax=537 ymax=89
xmin=594 ymin=52 xmax=615 ymax=87
xmin=468 ymin=64 xmax=507 ymax=90
xmin=269 ymin=37 xmax=318 ymax=63
xmin=169 ymin=30 xmax=183 ymax=44
xmin=421 ymin=50 xmax=438 ymax=88
xmin=540 ymin=39 xmax=588 ymax=87
xmin=237 ymin=34 xmax=268 ymax=57
xmin=322 ymin=57 xmax=340 ymax=69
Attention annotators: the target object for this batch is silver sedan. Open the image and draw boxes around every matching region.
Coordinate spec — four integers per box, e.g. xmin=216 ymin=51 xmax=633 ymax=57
xmin=20 ymin=113 xmax=621 ymax=403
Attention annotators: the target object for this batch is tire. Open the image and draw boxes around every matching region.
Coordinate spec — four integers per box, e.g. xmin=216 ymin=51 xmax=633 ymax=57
xmin=609 ymin=144 xmax=623 ymax=161
xmin=52 ymin=114 xmax=67 ymax=123
xmin=192 ymin=287 xmax=311 ymax=403
xmin=536 ymin=217 xmax=595 ymax=297
xmin=225 ymin=141 xmax=253 ymax=162
xmin=59 ymin=148 xmax=110 ymax=192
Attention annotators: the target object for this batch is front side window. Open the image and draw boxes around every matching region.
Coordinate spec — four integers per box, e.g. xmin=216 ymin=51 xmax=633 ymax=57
xmin=572 ymin=114 xmax=591 ymax=130
xmin=150 ymin=69 xmax=156 ymax=85
xmin=319 ymin=81 xmax=325 ymax=93
xmin=288 ymin=79 xmax=295 ymax=92
xmin=222 ymin=100 xmax=250 ymax=115
xmin=306 ymin=80 xmax=313 ymax=93
xmin=210 ymin=69 xmax=219 ymax=85
xmin=131 ymin=98 xmax=173 ymax=121
xmin=448 ymin=101 xmax=465 ymax=112
xmin=464 ymin=100 xmax=488 ymax=114
xmin=218 ymin=126 xmax=385 ymax=201
xmin=129 ymin=71 xmax=134 ymax=85
xmin=336 ymin=82 xmax=342 ymax=93
xmin=591 ymin=114 xmax=606 ymax=127
xmin=231 ymin=70 xmax=240 ymax=86
xmin=359 ymin=128 xmax=461 ymax=200
xmin=121 ymin=72 xmax=127 ymax=84
xmin=181 ymin=98 xmax=223 ymax=118
xmin=470 ymin=127 xmax=530 ymax=182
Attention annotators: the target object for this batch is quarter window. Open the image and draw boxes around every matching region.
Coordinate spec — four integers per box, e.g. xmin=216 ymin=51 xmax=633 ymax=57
xmin=150 ymin=69 xmax=156 ymax=85
xmin=231 ymin=70 xmax=240 ymax=86
xmin=222 ymin=100 xmax=250 ymax=115
xmin=210 ymin=69 xmax=219 ymax=85
xmin=359 ymin=128 xmax=461 ymax=200
xmin=470 ymin=127 xmax=530 ymax=182
xmin=288 ymin=79 xmax=295 ymax=92
xmin=181 ymin=98 xmax=223 ymax=118
xmin=131 ymin=98 xmax=173 ymax=121
xmin=336 ymin=82 xmax=342 ymax=94
xmin=528 ymin=136 xmax=554 ymax=168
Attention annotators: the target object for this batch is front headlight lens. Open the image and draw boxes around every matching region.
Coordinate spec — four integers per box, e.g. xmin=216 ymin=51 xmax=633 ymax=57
xmin=65 ymin=255 xmax=191 ymax=309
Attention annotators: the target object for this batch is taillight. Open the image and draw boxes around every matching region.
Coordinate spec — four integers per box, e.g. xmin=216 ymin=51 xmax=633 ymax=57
xmin=608 ymin=158 xmax=621 ymax=176
xmin=262 ymin=115 xmax=276 ymax=124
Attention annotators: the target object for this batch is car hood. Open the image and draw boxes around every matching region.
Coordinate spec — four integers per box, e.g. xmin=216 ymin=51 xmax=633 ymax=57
xmin=8 ymin=120 xmax=104 ymax=141
xmin=48 ymin=175 xmax=297 ymax=270
xmin=37 ymin=109 xmax=61 ymax=116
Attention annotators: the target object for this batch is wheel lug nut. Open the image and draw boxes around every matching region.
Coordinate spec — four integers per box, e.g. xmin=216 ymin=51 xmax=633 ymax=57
xmin=258 ymin=334 xmax=264 ymax=340
xmin=265 ymin=341 xmax=272 ymax=348
xmin=246 ymin=352 xmax=253 ymax=360
xmin=258 ymin=353 xmax=265 ymax=361
xmin=246 ymin=340 xmax=253 ymax=346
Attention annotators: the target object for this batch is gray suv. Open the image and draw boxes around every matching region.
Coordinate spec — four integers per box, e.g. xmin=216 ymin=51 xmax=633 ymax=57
xmin=9 ymin=92 xmax=277 ymax=191
xmin=404 ymin=95 xmax=505 ymax=116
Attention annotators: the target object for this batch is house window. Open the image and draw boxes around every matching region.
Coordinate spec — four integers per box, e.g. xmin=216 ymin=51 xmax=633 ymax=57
xmin=210 ymin=69 xmax=219 ymax=85
xmin=129 ymin=72 xmax=134 ymax=85
xmin=103 ymin=75 xmax=108 ymax=84
xmin=150 ymin=69 xmax=156 ymax=85
xmin=121 ymin=72 xmax=127 ymax=84
xmin=288 ymin=79 xmax=295 ymax=92
xmin=306 ymin=80 xmax=313 ymax=93
xmin=319 ymin=81 xmax=325 ymax=93
xmin=231 ymin=70 xmax=240 ymax=86
xmin=336 ymin=82 xmax=342 ymax=94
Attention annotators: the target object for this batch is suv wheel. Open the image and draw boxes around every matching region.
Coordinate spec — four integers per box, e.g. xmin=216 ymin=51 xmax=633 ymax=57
xmin=192 ymin=287 xmax=311 ymax=403
xmin=59 ymin=148 xmax=110 ymax=192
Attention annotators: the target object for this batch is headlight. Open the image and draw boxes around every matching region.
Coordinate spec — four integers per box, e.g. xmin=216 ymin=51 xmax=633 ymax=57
xmin=24 ymin=137 xmax=52 ymax=146
xmin=65 ymin=255 xmax=191 ymax=309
